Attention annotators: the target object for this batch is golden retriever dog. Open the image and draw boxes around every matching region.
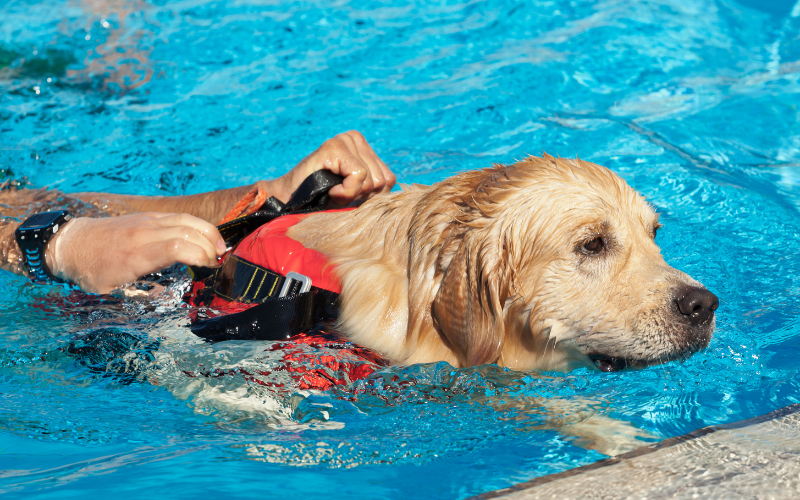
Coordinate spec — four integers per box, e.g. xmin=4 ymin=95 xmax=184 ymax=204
xmin=290 ymin=154 xmax=718 ymax=373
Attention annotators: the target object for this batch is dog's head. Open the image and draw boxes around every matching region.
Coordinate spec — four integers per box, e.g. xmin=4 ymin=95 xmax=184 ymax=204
xmin=426 ymin=154 xmax=717 ymax=372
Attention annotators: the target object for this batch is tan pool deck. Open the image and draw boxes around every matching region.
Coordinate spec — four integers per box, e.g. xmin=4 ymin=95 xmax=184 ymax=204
xmin=472 ymin=404 xmax=800 ymax=500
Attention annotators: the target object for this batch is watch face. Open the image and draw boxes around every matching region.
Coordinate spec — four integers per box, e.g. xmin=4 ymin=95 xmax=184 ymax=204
xmin=20 ymin=211 xmax=66 ymax=230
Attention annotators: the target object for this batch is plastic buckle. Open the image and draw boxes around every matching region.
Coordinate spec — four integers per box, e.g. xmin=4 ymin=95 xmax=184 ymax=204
xmin=279 ymin=272 xmax=312 ymax=297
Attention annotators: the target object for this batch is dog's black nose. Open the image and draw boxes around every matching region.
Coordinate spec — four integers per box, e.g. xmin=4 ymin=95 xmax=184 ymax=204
xmin=676 ymin=286 xmax=719 ymax=325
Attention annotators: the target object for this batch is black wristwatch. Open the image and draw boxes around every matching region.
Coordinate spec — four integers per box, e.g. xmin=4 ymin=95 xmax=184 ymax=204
xmin=15 ymin=210 xmax=72 ymax=283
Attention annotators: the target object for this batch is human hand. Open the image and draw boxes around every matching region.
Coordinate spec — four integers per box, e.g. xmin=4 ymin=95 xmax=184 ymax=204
xmin=45 ymin=213 xmax=226 ymax=294
xmin=269 ymin=130 xmax=396 ymax=205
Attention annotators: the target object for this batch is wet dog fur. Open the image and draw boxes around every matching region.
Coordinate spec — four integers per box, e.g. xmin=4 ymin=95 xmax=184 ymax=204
xmin=290 ymin=154 xmax=718 ymax=373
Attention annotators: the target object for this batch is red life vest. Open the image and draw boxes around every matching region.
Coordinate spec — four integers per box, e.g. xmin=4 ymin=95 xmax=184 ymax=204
xmin=185 ymin=207 xmax=389 ymax=391
xmin=233 ymin=209 xmax=350 ymax=294
xmin=185 ymin=209 xmax=352 ymax=312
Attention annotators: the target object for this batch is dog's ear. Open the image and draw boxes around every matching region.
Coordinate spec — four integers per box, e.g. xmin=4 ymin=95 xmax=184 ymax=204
xmin=432 ymin=231 xmax=509 ymax=367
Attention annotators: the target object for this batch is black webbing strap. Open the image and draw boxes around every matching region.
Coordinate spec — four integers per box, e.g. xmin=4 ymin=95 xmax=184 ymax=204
xmin=198 ymin=254 xmax=332 ymax=305
xmin=190 ymin=288 xmax=340 ymax=342
xmin=189 ymin=254 xmax=340 ymax=342
xmin=211 ymin=254 xmax=285 ymax=303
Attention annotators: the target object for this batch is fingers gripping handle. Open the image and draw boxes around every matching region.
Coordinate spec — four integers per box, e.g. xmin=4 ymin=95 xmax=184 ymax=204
xmin=213 ymin=170 xmax=345 ymax=256
xmin=273 ymin=170 xmax=346 ymax=213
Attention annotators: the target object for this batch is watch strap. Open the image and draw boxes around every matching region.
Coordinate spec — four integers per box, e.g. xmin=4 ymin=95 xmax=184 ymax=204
xmin=15 ymin=210 xmax=71 ymax=284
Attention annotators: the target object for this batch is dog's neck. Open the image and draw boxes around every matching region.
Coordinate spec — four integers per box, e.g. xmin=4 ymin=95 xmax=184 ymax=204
xmin=289 ymin=186 xmax=461 ymax=366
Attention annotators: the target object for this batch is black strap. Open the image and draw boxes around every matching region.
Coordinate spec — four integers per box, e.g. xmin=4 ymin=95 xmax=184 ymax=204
xmin=199 ymin=254 xmax=326 ymax=305
xmin=190 ymin=288 xmax=340 ymax=342
xmin=282 ymin=169 xmax=343 ymax=212
xmin=211 ymin=254 xmax=286 ymax=303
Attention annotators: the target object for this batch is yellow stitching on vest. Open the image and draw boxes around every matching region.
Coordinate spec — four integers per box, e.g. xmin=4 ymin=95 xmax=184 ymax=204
xmin=213 ymin=255 xmax=282 ymax=303
xmin=252 ymin=270 xmax=266 ymax=300
xmin=230 ymin=257 xmax=282 ymax=288
xmin=241 ymin=267 xmax=258 ymax=299
xmin=268 ymin=274 xmax=279 ymax=297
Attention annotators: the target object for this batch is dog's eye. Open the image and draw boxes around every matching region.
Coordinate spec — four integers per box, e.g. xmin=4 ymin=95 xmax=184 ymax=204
xmin=582 ymin=237 xmax=604 ymax=254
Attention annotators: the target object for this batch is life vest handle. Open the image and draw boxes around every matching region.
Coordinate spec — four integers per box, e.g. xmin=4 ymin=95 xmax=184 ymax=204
xmin=216 ymin=170 xmax=344 ymax=249
xmin=282 ymin=169 xmax=345 ymax=213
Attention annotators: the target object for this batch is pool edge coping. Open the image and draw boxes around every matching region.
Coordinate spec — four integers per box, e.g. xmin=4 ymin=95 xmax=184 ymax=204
xmin=468 ymin=403 xmax=800 ymax=500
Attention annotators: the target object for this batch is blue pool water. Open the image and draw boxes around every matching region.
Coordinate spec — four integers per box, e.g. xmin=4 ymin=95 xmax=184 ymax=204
xmin=2 ymin=0 xmax=800 ymax=497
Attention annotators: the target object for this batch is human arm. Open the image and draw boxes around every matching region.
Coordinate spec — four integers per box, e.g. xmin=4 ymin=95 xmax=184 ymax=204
xmin=0 ymin=210 xmax=226 ymax=293
xmin=0 ymin=131 xmax=395 ymax=293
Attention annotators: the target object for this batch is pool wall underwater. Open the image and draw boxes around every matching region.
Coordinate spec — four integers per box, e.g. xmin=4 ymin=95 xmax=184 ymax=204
xmin=1 ymin=0 xmax=800 ymax=498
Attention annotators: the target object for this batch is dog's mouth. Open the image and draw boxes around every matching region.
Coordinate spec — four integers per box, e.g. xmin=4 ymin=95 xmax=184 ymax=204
xmin=584 ymin=331 xmax=711 ymax=373
xmin=588 ymin=355 xmax=649 ymax=373
xmin=588 ymin=351 xmax=696 ymax=372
